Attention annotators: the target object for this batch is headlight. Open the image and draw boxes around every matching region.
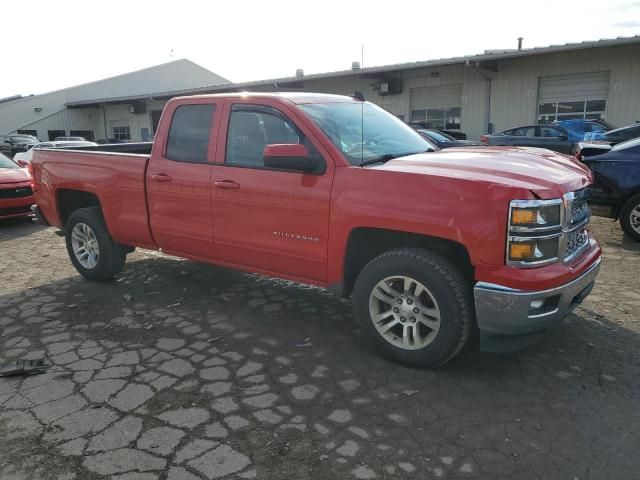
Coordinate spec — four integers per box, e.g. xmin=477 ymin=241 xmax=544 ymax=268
xmin=507 ymin=199 xmax=563 ymax=267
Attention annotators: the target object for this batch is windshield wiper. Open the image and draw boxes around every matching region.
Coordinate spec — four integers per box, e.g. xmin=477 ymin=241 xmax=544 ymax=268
xmin=360 ymin=150 xmax=432 ymax=167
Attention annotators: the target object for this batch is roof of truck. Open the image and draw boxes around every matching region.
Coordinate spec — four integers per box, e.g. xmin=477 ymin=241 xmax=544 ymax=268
xmin=172 ymin=92 xmax=361 ymax=104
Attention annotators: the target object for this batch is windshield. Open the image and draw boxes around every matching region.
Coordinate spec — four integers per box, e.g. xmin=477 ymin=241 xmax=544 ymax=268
xmin=0 ymin=152 xmax=18 ymax=168
xmin=300 ymin=102 xmax=432 ymax=165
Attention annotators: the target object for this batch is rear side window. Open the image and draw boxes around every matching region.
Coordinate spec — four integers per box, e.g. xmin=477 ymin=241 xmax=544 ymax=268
xmin=538 ymin=127 xmax=564 ymax=137
xmin=166 ymin=104 xmax=215 ymax=163
xmin=510 ymin=127 xmax=535 ymax=136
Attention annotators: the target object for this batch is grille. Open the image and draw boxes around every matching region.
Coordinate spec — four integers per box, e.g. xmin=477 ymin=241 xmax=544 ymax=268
xmin=568 ymin=188 xmax=590 ymax=225
xmin=0 ymin=205 xmax=31 ymax=216
xmin=0 ymin=186 xmax=32 ymax=199
xmin=565 ymin=229 xmax=589 ymax=260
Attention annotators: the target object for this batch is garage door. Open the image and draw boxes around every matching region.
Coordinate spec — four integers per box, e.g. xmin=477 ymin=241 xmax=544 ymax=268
xmin=410 ymin=85 xmax=462 ymax=130
xmin=537 ymin=72 xmax=610 ymax=124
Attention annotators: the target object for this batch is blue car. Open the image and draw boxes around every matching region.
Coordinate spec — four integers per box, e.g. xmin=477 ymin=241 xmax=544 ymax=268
xmin=552 ymin=119 xmax=610 ymax=143
xmin=579 ymin=137 xmax=640 ymax=242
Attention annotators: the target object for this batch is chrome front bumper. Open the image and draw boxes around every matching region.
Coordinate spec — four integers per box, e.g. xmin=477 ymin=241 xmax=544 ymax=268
xmin=474 ymin=257 xmax=602 ymax=349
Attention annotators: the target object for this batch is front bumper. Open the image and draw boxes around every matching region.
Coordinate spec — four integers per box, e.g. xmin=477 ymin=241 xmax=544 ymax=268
xmin=474 ymin=256 xmax=602 ymax=352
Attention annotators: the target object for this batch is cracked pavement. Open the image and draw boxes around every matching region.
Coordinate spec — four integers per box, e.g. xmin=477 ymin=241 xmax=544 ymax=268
xmin=1 ymin=217 xmax=639 ymax=480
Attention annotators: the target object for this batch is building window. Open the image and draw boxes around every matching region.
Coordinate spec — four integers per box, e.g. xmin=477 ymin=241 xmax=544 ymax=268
xmin=537 ymin=100 xmax=607 ymax=124
xmin=70 ymin=130 xmax=94 ymax=141
xmin=17 ymin=129 xmax=38 ymax=138
xmin=410 ymin=107 xmax=461 ymax=130
xmin=48 ymin=130 xmax=66 ymax=141
xmin=113 ymin=126 xmax=131 ymax=141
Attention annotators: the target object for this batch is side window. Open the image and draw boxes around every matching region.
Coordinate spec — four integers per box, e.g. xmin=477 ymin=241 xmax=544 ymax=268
xmin=226 ymin=107 xmax=304 ymax=168
xmin=538 ymin=127 xmax=563 ymax=137
xmin=511 ymin=127 xmax=535 ymax=136
xmin=165 ymin=104 xmax=215 ymax=163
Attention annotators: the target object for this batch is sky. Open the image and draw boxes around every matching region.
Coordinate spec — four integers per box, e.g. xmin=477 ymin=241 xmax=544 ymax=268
xmin=2 ymin=0 xmax=639 ymax=99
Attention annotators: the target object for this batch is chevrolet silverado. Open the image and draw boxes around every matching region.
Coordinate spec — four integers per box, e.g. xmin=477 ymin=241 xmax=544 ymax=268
xmin=30 ymin=93 xmax=602 ymax=367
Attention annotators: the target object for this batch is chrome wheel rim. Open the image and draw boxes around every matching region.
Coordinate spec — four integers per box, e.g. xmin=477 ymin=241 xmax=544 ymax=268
xmin=368 ymin=275 xmax=441 ymax=351
xmin=631 ymin=205 xmax=640 ymax=234
xmin=71 ymin=223 xmax=99 ymax=269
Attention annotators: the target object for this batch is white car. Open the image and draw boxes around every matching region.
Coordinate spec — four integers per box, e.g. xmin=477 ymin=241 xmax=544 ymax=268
xmin=13 ymin=140 xmax=97 ymax=164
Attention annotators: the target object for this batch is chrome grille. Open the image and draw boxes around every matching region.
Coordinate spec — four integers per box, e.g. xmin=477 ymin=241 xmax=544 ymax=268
xmin=565 ymin=229 xmax=589 ymax=261
xmin=561 ymin=188 xmax=591 ymax=262
xmin=567 ymin=188 xmax=590 ymax=225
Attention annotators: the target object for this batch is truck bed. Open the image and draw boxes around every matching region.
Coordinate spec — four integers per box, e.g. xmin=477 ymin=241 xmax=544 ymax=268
xmin=31 ymin=147 xmax=156 ymax=249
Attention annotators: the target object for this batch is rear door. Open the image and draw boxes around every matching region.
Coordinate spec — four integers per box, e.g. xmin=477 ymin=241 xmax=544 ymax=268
xmin=147 ymin=99 xmax=222 ymax=258
xmin=211 ymin=99 xmax=334 ymax=282
xmin=536 ymin=126 xmax=572 ymax=153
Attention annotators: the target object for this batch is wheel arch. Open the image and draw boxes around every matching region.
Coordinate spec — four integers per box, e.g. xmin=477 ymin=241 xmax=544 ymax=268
xmin=56 ymin=188 xmax=102 ymax=228
xmin=339 ymin=227 xmax=474 ymax=297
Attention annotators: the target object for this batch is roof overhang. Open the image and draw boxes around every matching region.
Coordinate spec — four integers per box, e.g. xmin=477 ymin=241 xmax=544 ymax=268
xmin=66 ymin=35 xmax=640 ymax=108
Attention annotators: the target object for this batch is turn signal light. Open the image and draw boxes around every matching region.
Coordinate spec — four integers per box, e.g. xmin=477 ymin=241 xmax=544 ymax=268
xmin=509 ymin=243 xmax=535 ymax=260
xmin=511 ymin=209 xmax=535 ymax=225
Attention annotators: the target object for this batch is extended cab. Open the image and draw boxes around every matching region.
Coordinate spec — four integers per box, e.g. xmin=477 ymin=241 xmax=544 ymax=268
xmin=30 ymin=93 xmax=602 ymax=367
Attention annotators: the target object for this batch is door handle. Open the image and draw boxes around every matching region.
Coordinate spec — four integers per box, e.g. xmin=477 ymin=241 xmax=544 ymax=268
xmin=151 ymin=173 xmax=172 ymax=182
xmin=214 ymin=180 xmax=240 ymax=190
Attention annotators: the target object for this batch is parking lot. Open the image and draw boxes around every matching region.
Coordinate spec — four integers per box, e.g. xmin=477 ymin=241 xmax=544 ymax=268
xmin=1 ymin=217 xmax=639 ymax=480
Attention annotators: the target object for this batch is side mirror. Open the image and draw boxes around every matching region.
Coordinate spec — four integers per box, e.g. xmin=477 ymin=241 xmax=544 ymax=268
xmin=16 ymin=159 xmax=28 ymax=167
xmin=558 ymin=133 xmax=568 ymax=140
xmin=263 ymin=144 xmax=320 ymax=173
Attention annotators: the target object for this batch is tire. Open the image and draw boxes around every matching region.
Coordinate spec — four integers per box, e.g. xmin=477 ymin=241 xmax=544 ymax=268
xmin=619 ymin=193 xmax=640 ymax=242
xmin=353 ymin=248 xmax=473 ymax=368
xmin=65 ymin=207 xmax=126 ymax=281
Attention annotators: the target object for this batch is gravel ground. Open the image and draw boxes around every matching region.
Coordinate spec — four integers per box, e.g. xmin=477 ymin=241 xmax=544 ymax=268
xmin=0 ymin=216 xmax=639 ymax=480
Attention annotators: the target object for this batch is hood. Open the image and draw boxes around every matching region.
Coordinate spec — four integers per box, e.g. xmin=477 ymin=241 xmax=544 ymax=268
xmin=375 ymin=146 xmax=591 ymax=199
xmin=0 ymin=167 xmax=30 ymax=185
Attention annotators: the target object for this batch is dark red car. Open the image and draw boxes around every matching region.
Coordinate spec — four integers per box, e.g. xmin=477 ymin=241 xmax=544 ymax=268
xmin=0 ymin=152 xmax=34 ymax=220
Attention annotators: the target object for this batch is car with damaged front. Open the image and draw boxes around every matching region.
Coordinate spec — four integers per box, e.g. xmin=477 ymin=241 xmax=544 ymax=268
xmin=30 ymin=92 xmax=602 ymax=367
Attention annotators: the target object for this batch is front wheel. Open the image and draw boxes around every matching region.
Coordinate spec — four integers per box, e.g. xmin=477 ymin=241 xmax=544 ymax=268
xmin=619 ymin=193 xmax=640 ymax=242
xmin=65 ymin=207 xmax=126 ymax=281
xmin=353 ymin=248 xmax=473 ymax=368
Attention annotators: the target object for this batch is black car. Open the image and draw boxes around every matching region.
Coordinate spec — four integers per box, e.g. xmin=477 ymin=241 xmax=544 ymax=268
xmin=578 ymin=138 xmax=640 ymax=242
xmin=0 ymin=134 xmax=38 ymax=158
xmin=95 ymin=138 xmax=127 ymax=144
xmin=481 ymin=125 xmax=573 ymax=154
xmin=415 ymin=128 xmax=483 ymax=149
xmin=409 ymin=121 xmax=467 ymax=140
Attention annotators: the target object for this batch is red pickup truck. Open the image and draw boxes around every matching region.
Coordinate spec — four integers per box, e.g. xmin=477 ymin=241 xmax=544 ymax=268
xmin=30 ymin=92 xmax=602 ymax=367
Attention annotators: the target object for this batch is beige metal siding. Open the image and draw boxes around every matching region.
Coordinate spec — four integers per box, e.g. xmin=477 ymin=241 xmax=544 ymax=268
xmin=538 ymin=72 xmax=610 ymax=103
xmin=490 ymin=44 xmax=640 ymax=130
xmin=410 ymin=85 xmax=463 ymax=110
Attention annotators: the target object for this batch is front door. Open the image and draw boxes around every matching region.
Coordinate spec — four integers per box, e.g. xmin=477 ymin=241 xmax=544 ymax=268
xmin=211 ymin=101 xmax=334 ymax=282
xmin=536 ymin=126 xmax=572 ymax=153
xmin=147 ymin=100 xmax=221 ymax=258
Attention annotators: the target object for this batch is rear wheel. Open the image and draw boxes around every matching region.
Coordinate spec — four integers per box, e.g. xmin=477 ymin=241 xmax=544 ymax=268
xmin=65 ymin=207 xmax=126 ymax=281
xmin=619 ymin=193 xmax=640 ymax=242
xmin=353 ymin=248 xmax=473 ymax=368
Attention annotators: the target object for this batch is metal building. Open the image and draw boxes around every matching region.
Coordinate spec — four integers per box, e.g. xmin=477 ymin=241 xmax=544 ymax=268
xmin=0 ymin=59 xmax=229 ymax=142
xmin=2 ymin=36 xmax=639 ymax=142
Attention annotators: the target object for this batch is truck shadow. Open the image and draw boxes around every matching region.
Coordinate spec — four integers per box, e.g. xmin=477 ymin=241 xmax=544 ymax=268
xmin=2 ymin=253 xmax=639 ymax=477
xmin=0 ymin=217 xmax=48 ymax=242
